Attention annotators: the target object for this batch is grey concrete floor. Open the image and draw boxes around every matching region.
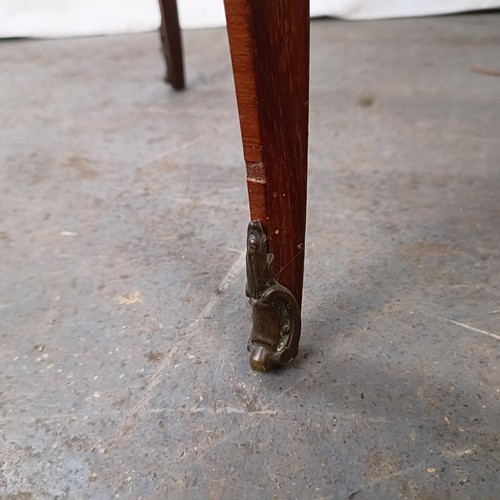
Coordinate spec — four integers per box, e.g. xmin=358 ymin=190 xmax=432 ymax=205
xmin=1 ymin=12 xmax=500 ymax=499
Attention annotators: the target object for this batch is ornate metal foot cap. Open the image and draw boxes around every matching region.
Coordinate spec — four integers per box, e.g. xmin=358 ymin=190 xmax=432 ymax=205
xmin=245 ymin=220 xmax=301 ymax=372
xmin=248 ymin=343 xmax=277 ymax=372
xmin=248 ymin=341 xmax=299 ymax=373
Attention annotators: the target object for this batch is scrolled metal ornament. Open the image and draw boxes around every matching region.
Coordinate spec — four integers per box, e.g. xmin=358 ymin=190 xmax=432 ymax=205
xmin=245 ymin=220 xmax=301 ymax=372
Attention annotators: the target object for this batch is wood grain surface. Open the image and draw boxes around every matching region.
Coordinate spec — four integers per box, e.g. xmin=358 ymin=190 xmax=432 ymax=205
xmin=225 ymin=0 xmax=310 ymax=305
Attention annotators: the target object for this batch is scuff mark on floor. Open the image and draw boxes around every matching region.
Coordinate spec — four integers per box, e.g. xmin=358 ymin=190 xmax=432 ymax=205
xmin=446 ymin=319 xmax=500 ymax=341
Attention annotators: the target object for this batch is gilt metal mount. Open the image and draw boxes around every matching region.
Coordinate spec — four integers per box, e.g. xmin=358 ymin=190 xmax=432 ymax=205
xmin=245 ymin=221 xmax=301 ymax=372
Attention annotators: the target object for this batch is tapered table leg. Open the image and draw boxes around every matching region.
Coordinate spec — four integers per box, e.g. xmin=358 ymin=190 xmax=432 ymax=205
xmin=158 ymin=0 xmax=185 ymax=90
xmin=224 ymin=0 xmax=310 ymax=371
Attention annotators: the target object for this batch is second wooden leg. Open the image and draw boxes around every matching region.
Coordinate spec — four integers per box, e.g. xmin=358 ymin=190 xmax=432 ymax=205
xmin=224 ymin=0 xmax=310 ymax=371
xmin=158 ymin=0 xmax=185 ymax=90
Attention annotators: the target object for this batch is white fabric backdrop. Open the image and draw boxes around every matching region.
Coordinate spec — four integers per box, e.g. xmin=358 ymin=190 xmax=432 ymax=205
xmin=1 ymin=0 xmax=499 ymax=38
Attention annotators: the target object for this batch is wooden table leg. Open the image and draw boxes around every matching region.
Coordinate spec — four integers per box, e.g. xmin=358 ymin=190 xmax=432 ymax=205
xmin=158 ymin=0 xmax=185 ymax=90
xmin=224 ymin=0 xmax=310 ymax=371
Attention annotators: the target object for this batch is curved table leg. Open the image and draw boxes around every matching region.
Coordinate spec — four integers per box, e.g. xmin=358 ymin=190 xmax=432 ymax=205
xmin=224 ymin=0 xmax=310 ymax=371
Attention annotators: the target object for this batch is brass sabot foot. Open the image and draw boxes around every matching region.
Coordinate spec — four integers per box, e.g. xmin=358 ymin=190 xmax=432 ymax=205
xmin=245 ymin=221 xmax=301 ymax=372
